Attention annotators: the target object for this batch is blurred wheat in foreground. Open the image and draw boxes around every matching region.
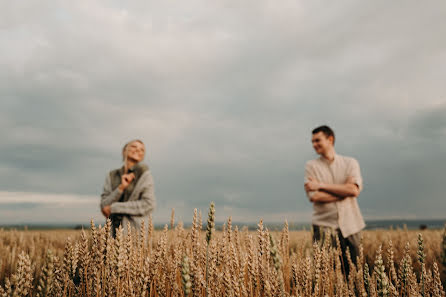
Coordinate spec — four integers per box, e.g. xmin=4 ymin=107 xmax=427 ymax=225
xmin=0 ymin=205 xmax=445 ymax=297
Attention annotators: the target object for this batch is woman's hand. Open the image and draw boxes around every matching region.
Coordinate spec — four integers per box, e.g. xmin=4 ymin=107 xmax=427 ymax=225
xmin=102 ymin=205 xmax=111 ymax=217
xmin=118 ymin=173 xmax=135 ymax=192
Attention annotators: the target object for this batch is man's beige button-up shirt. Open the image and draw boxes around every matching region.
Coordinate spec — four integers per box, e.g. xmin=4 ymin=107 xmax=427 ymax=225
xmin=305 ymin=154 xmax=365 ymax=238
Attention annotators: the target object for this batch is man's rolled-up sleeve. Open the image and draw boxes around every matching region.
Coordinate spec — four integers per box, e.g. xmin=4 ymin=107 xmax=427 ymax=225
xmin=304 ymin=162 xmax=316 ymax=200
xmin=347 ymin=159 xmax=363 ymax=192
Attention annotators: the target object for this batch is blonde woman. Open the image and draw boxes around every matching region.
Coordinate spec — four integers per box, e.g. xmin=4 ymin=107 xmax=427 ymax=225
xmin=100 ymin=140 xmax=156 ymax=236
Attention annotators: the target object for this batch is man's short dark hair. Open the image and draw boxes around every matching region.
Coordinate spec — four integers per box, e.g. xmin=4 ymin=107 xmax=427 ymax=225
xmin=312 ymin=125 xmax=335 ymax=144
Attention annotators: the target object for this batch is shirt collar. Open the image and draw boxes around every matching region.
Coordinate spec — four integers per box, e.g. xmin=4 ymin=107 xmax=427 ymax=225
xmin=320 ymin=152 xmax=337 ymax=164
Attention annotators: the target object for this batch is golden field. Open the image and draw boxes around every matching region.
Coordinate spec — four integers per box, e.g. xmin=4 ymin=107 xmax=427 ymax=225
xmin=0 ymin=213 xmax=445 ymax=297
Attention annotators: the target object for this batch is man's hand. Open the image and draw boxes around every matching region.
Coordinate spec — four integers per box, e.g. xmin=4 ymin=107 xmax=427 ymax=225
xmin=102 ymin=205 xmax=111 ymax=217
xmin=345 ymin=176 xmax=356 ymax=185
xmin=305 ymin=176 xmax=322 ymax=192
xmin=118 ymin=173 xmax=135 ymax=192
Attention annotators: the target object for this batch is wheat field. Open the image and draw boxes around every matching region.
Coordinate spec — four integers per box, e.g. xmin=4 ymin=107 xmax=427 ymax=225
xmin=1 ymin=207 xmax=445 ymax=297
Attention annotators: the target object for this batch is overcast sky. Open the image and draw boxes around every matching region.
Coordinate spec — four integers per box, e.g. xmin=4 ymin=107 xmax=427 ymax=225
xmin=1 ymin=1 xmax=445 ymax=225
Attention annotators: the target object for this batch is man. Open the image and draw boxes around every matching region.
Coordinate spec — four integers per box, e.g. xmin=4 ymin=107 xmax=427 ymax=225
xmin=100 ymin=139 xmax=156 ymax=236
xmin=304 ymin=125 xmax=365 ymax=275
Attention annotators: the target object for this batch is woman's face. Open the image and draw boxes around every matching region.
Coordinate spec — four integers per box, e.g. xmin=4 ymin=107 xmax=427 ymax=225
xmin=125 ymin=141 xmax=145 ymax=162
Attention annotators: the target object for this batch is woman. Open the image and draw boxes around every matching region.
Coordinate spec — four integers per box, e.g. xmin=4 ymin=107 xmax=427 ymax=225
xmin=100 ymin=139 xmax=156 ymax=236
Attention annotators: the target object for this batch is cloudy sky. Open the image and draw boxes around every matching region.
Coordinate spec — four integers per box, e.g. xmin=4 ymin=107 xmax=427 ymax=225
xmin=1 ymin=1 xmax=445 ymax=225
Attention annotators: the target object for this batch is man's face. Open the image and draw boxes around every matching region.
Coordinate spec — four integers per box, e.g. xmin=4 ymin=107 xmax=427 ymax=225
xmin=126 ymin=141 xmax=145 ymax=162
xmin=311 ymin=131 xmax=333 ymax=155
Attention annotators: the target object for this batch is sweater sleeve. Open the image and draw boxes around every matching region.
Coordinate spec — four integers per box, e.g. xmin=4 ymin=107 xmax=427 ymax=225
xmin=110 ymin=171 xmax=156 ymax=216
xmin=100 ymin=174 xmax=123 ymax=209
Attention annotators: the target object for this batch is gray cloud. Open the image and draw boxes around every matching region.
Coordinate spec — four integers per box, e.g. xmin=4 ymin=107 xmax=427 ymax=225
xmin=0 ymin=202 xmax=40 ymax=210
xmin=1 ymin=1 xmax=445 ymax=224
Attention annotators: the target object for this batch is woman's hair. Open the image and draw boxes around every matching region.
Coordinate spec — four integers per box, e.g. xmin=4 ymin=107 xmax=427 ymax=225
xmin=122 ymin=139 xmax=145 ymax=161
